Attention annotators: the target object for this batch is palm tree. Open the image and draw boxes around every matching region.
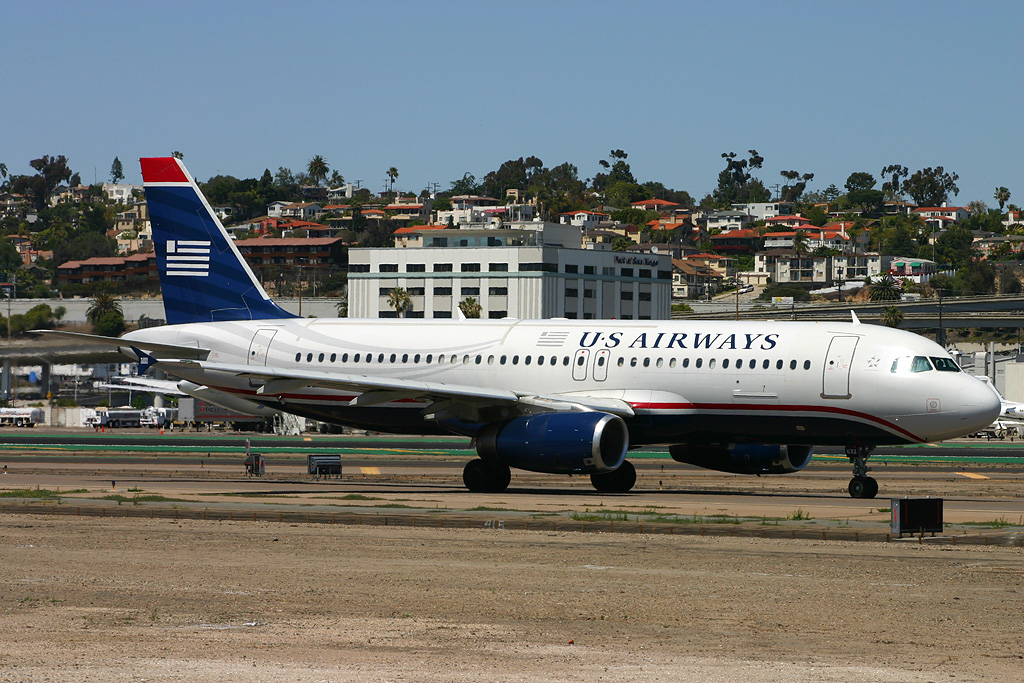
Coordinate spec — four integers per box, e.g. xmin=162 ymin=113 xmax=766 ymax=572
xmin=791 ymin=229 xmax=809 ymax=257
xmin=458 ymin=296 xmax=481 ymax=319
xmin=86 ymin=293 xmax=122 ymax=325
xmin=386 ymin=287 xmax=412 ymax=318
xmin=307 ymin=155 xmax=330 ymax=187
xmin=386 ymin=167 xmax=399 ymax=194
xmin=335 ymin=284 xmax=348 ymax=317
xmin=868 ymin=274 xmax=900 ymax=302
xmin=995 ymin=187 xmax=1011 ymax=213
xmin=880 ymin=306 xmax=904 ymax=328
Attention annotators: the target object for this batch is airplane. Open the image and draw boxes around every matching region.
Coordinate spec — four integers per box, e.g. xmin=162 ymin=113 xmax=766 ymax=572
xmin=41 ymin=156 xmax=1001 ymax=499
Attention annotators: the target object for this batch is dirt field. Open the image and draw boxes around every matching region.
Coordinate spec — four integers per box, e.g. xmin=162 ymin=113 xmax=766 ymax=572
xmin=2 ymin=515 xmax=1022 ymax=682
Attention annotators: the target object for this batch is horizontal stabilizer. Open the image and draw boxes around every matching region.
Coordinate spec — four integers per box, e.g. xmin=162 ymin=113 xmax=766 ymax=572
xmin=33 ymin=330 xmax=210 ymax=359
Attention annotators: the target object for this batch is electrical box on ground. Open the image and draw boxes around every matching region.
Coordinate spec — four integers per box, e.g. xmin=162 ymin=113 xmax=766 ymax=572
xmin=891 ymin=497 xmax=943 ymax=537
xmin=308 ymin=454 xmax=342 ymax=479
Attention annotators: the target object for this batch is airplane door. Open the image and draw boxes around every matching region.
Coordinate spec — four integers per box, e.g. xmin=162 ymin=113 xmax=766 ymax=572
xmin=572 ymin=349 xmax=591 ymax=381
xmin=594 ymin=349 xmax=610 ymax=381
xmin=248 ymin=329 xmax=278 ymax=366
xmin=822 ymin=335 xmax=859 ymax=399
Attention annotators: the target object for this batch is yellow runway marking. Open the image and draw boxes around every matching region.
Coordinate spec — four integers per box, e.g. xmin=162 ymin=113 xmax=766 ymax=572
xmin=956 ymin=471 xmax=990 ymax=480
xmin=360 ymin=467 xmax=381 ymax=475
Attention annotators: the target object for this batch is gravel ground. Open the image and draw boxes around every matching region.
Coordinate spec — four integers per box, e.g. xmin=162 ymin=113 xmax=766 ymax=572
xmin=2 ymin=516 xmax=1022 ymax=682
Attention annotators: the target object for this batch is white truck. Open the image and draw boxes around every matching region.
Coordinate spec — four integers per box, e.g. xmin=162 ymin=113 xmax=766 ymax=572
xmin=141 ymin=406 xmax=178 ymax=429
xmin=0 ymin=407 xmax=43 ymax=427
xmin=85 ymin=408 xmax=143 ymax=429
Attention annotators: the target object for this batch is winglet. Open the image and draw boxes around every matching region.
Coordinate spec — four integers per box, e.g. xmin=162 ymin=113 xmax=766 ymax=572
xmin=851 ymin=310 xmax=861 ymax=325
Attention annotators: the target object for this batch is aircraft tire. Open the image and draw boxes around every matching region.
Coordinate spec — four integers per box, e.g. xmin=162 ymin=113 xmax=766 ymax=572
xmin=462 ymin=459 xmax=510 ymax=493
xmin=848 ymin=476 xmax=878 ymax=499
xmin=590 ymin=460 xmax=636 ymax=493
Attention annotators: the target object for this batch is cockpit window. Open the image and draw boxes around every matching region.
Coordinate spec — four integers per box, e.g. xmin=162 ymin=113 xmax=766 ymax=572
xmin=930 ymin=356 xmax=960 ymax=372
xmin=910 ymin=356 xmax=933 ymax=373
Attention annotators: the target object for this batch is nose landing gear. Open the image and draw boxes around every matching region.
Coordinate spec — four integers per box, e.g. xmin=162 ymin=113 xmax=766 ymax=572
xmin=845 ymin=445 xmax=878 ymax=499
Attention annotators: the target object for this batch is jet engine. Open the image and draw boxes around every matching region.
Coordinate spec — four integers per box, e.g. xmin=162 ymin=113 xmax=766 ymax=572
xmin=669 ymin=443 xmax=813 ymax=475
xmin=476 ymin=412 xmax=628 ymax=475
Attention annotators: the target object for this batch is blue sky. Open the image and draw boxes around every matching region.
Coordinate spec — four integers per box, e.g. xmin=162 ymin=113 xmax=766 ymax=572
xmin=3 ymin=0 xmax=1021 ymax=207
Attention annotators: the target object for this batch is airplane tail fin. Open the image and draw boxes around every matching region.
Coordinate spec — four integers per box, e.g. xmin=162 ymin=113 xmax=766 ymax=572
xmin=140 ymin=157 xmax=297 ymax=325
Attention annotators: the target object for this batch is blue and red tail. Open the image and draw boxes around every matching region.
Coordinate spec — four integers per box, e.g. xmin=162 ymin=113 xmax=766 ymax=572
xmin=140 ymin=157 xmax=297 ymax=325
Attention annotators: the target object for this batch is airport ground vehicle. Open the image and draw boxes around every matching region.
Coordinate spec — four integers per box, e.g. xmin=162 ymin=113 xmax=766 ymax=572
xmin=85 ymin=408 xmax=143 ymax=429
xmin=176 ymin=397 xmax=273 ymax=432
xmin=141 ymin=406 xmax=177 ymax=428
xmin=0 ymin=407 xmax=43 ymax=427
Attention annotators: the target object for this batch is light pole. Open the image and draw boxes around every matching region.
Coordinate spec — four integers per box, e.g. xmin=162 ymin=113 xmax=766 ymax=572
xmin=838 ymin=266 xmax=844 ymax=304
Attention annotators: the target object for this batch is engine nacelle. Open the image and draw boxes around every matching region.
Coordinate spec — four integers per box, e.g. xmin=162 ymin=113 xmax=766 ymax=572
xmin=476 ymin=412 xmax=628 ymax=475
xmin=669 ymin=443 xmax=813 ymax=475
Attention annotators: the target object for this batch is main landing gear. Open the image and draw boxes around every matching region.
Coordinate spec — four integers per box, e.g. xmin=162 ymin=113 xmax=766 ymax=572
xmin=463 ymin=459 xmax=511 ymax=493
xmin=845 ymin=444 xmax=878 ymax=499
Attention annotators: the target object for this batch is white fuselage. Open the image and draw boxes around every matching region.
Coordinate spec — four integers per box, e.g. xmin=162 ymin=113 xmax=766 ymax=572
xmin=123 ymin=317 xmax=1000 ymax=447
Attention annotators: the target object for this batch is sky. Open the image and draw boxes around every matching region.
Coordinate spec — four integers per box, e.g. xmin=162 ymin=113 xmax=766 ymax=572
xmin=3 ymin=0 xmax=1022 ymax=207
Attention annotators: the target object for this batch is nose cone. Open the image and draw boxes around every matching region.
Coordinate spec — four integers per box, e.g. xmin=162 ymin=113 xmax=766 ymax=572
xmin=959 ymin=377 xmax=1002 ymax=434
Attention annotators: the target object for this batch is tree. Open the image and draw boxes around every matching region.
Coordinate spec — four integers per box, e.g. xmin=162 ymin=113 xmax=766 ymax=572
xmin=844 ymin=172 xmax=884 ymax=215
xmin=0 ymin=238 xmax=22 ymax=273
xmin=803 ymin=204 xmax=828 ymax=227
xmin=93 ymin=310 xmax=126 ymax=337
xmin=994 ymin=187 xmax=1011 ymax=212
xmin=386 ymin=167 xmax=399 ymax=194
xmin=335 ymin=284 xmax=348 ymax=317
xmin=11 ymin=155 xmax=73 ymax=211
xmin=779 ymin=170 xmax=814 ymax=202
xmin=386 ymin=287 xmax=411 ymax=318
xmin=172 ymin=151 xmax=184 ymax=160
xmin=307 ymin=155 xmax=329 ymax=187
xmin=880 ymin=306 xmax=904 ymax=328
xmin=903 ymin=167 xmax=959 ymax=207
xmin=449 ymin=172 xmax=479 ymax=195
xmin=459 ymin=296 xmax=482 ymax=318
xmin=933 ymin=225 xmax=975 ymax=269
xmin=792 ymin=229 xmax=810 ymax=257
xmin=868 ymin=274 xmax=900 ymax=302
xmin=110 ymin=157 xmax=124 ymax=183
xmin=712 ymin=150 xmax=766 ymax=205
xmin=880 ymin=164 xmax=908 ymax=198
xmin=86 ymin=293 xmax=123 ymax=326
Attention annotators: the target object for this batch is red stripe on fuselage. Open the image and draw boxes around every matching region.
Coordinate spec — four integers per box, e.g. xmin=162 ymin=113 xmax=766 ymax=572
xmin=140 ymin=157 xmax=188 ymax=183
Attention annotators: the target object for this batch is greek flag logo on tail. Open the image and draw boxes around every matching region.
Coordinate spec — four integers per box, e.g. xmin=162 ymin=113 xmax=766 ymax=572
xmin=165 ymin=240 xmax=211 ymax=277
xmin=141 ymin=157 xmax=297 ymax=325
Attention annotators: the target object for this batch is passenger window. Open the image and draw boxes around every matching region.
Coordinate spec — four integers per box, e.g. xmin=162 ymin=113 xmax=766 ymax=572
xmin=450 ymin=355 xmax=457 ymax=364
xmin=487 ymin=355 xmax=494 ymax=365
xmin=669 ymin=358 xmax=676 ymax=368
xmin=643 ymin=358 xmax=650 ymax=367
xmin=695 ymin=358 xmax=703 ymax=368
xmin=803 ymin=360 xmax=811 ymax=370
xmin=630 ymin=357 xmax=637 ymax=367
xmin=537 ymin=356 xmax=545 ymax=366
xmin=750 ymin=359 xmax=757 ymax=369
xmin=776 ymin=359 xmax=783 ymax=370
xmin=295 ymin=353 xmax=301 ymax=362
xmin=500 ymin=355 xmax=507 ymax=365
xmin=709 ymin=359 xmax=717 ymax=369
xmin=563 ymin=357 xmax=570 ymax=366
xmin=790 ymin=360 xmax=797 ymax=370
xmin=930 ymin=356 xmax=960 ymax=372
xmin=910 ymin=356 xmax=933 ymax=373
xmin=550 ymin=356 xmax=557 ymax=365
xmin=761 ymin=359 xmax=768 ymax=369
xmin=683 ymin=358 xmax=690 ymax=368
xmin=657 ymin=358 xmax=664 ymax=368
xmin=597 ymin=356 xmax=605 ymax=367
xmin=512 ymin=355 xmax=519 ymax=365
xmin=577 ymin=356 xmax=586 ymax=366
xmin=379 ymin=354 xmax=385 ymax=363
xmin=525 ymin=356 xmax=532 ymax=365
xmin=723 ymin=359 xmax=730 ymax=369
xmin=318 ymin=353 xmax=325 ymax=362
xmin=617 ymin=357 xmax=625 ymax=367
xmin=390 ymin=353 xmax=397 ymax=363
xmin=354 ymin=353 xmax=361 ymax=363
xmin=475 ymin=355 xmax=482 ymax=364
xmin=426 ymin=354 xmax=433 ymax=363
xmin=414 ymin=354 xmax=421 ymax=363
xmin=306 ymin=353 xmax=313 ymax=362
xmin=402 ymin=354 xmax=408 ymax=363
xmin=463 ymin=355 xmax=470 ymax=364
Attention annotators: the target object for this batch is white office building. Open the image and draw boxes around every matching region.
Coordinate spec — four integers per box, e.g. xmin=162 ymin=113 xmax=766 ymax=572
xmin=348 ymin=222 xmax=671 ymax=320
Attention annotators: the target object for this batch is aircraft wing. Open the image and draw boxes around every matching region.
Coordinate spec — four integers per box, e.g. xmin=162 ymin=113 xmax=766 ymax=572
xmin=154 ymin=359 xmax=635 ymax=419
